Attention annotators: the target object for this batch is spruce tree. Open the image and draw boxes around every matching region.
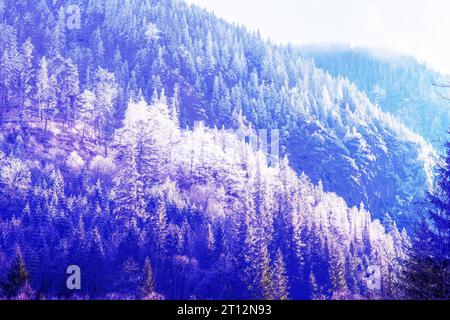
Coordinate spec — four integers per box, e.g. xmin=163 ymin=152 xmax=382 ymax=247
xmin=309 ymin=271 xmax=321 ymax=300
xmin=60 ymin=59 xmax=80 ymax=125
xmin=112 ymin=152 xmax=147 ymax=221
xmin=0 ymin=31 xmax=21 ymax=125
xmin=1 ymin=248 xmax=33 ymax=299
xmin=19 ymin=38 xmax=34 ymax=127
xmin=403 ymin=135 xmax=450 ymax=299
xmin=272 ymin=249 xmax=289 ymax=300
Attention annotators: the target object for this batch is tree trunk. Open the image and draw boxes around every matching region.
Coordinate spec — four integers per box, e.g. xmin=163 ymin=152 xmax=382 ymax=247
xmin=81 ymin=127 xmax=85 ymax=143
xmin=71 ymin=97 xmax=76 ymax=127
xmin=104 ymin=143 xmax=108 ymax=157
xmin=0 ymin=86 xmax=5 ymax=127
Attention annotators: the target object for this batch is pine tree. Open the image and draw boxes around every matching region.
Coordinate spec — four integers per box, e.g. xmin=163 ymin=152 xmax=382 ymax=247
xmin=139 ymin=257 xmax=155 ymax=298
xmin=18 ymin=38 xmax=34 ymax=126
xmin=1 ymin=248 xmax=33 ymax=299
xmin=243 ymin=185 xmax=274 ymax=299
xmin=210 ymin=75 xmax=220 ymax=123
xmin=0 ymin=157 xmax=31 ymax=209
xmin=328 ymin=242 xmax=348 ymax=299
xmin=60 ymin=59 xmax=80 ymax=125
xmin=93 ymin=68 xmax=118 ymax=154
xmin=0 ymin=0 xmax=4 ymax=22
xmin=151 ymin=46 xmax=166 ymax=79
xmin=151 ymin=87 xmax=159 ymax=104
xmin=153 ymin=201 xmax=168 ymax=255
xmin=114 ymin=98 xmax=177 ymax=185
xmin=217 ymin=90 xmax=232 ymax=127
xmin=112 ymin=153 xmax=147 ymax=221
xmin=0 ymin=31 xmax=21 ymax=125
xmin=207 ymin=223 xmax=216 ymax=252
xmin=204 ymin=31 xmax=216 ymax=74
xmin=51 ymin=169 xmax=65 ymax=204
xmin=126 ymin=70 xmax=138 ymax=101
xmin=243 ymin=185 xmax=259 ymax=295
xmin=42 ymin=74 xmax=57 ymax=138
xmin=87 ymin=227 xmax=106 ymax=297
xmin=78 ymin=89 xmax=96 ymax=139
xmin=49 ymin=6 xmax=66 ymax=55
xmin=260 ymin=243 xmax=275 ymax=300
xmin=272 ymin=249 xmax=289 ymax=300
xmin=36 ymin=57 xmax=50 ymax=123
xmin=309 ymin=271 xmax=323 ymax=300
xmin=170 ymin=83 xmax=181 ymax=128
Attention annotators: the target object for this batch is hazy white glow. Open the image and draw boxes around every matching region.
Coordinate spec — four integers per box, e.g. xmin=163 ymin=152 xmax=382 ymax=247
xmin=185 ymin=0 xmax=450 ymax=74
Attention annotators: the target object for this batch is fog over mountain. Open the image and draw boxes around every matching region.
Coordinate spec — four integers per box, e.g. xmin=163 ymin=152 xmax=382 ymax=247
xmin=0 ymin=0 xmax=447 ymax=300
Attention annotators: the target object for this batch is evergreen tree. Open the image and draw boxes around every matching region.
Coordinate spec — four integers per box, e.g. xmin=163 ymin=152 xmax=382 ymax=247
xmin=153 ymin=201 xmax=168 ymax=256
xmin=0 ymin=31 xmax=21 ymax=125
xmin=42 ymin=74 xmax=58 ymax=138
xmin=112 ymin=152 xmax=147 ymax=221
xmin=0 ymin=157 xmax=31 ymax=209
xmin=91 ymin=28 xmax=105 ymax=63
xmin=328 ymin=244 xmax=349 ymax=299
xmin=260 ymin=244 xmax=275 ymax=300
xmin=204 ymin=31 xmax=216 ymax=74
xmin=93 ymin=67 xmax=118 ymax=154
xmin=272 ymin=249 xmax=289 ymax=300
xmin=0 ymin=0 xmax=425 ymax=301
xmin=139 ymin=257 xmax=155 ymax=298
xmin=170 ymin=83 xmax=181 ymax=128
xmin=36 ymin=57 xmax=50 ymax=122
xmin=86 ymin=227 xmax=106 ymax=296
xmin=78 ymin=89 xmax=96 ymax=139
xmin=1 ymin=248 xmax=34 ymax=299
xmin=403 ymin=135 xmax=450 ymax=299
xmin=243 ymin=185 xmax=274 ymax=299
xmin=207 ymin=223 xmax=216 ymax=252
xmin=49 ymin=6 xmax=67 ymax=55
xmin=60 ymin=59 xmax=80 ymax=125
xmin=0 ymin=0 xmax=4 ymax=22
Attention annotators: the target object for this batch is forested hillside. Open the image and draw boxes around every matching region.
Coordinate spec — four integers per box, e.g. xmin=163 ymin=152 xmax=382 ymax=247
xmin=301 ymin=45 xmax=450 ymax=149
xmin=0 ymin=0 xmax=439 ymax=300
xmin=0 ymin=0 xmax=434 ymax=227
xmin=0 ymin=97 xmax=407 ymax=299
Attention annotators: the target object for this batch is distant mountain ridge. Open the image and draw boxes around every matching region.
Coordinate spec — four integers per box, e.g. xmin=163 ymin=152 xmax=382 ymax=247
xmin=0 ymin=97 xmax=407 ymax=299
xmin=0 ymin=0 xmax=434 ymax=228
xmin=0 ymin=0 xmax=439 ymax=300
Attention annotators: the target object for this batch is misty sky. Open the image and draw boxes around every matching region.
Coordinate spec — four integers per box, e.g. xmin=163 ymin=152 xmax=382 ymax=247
xmin=185 ymin=0 xmax=450 ymax=74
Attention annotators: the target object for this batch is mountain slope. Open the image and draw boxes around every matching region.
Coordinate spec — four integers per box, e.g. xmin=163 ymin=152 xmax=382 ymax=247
xmin=0 ymin=98 xmax=407 ymax=299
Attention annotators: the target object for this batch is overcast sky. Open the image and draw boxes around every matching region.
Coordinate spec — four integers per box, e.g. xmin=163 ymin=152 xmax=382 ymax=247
xmin=185 ymin=0 xmax=450 ymax=74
